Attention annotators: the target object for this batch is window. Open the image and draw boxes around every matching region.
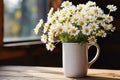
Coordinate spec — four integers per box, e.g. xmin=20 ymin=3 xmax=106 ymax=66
xmin=0 ymin=0 xmax=63 ymax=65
xmin=4 ymin=0 xmax=48 ymax=42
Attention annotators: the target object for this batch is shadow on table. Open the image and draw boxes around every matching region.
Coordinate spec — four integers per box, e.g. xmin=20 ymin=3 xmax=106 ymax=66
xmin=70 ymin=76 xmax=120 ymax=80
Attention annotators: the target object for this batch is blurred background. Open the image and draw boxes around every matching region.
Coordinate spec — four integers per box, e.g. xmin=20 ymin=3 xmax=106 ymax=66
xmin=4 ymin=0 xmax=48 ymax=42
xmin=0 ymin=0 xmax=120 ymax=69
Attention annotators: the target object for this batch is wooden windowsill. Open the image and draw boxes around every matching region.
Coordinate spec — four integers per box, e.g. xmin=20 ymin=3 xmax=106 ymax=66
xmin=3 ymin=41 xmax=43 ymax=47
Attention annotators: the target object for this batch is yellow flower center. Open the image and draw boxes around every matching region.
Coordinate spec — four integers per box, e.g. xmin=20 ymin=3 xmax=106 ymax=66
xmin=100 ymin=32 xmax=104 ymax=36
xmin=59 ymin=28 xmax=63 ymax=32
xmin=94 ymin=9 xmax=98 ymax=13
xmin=109 ymin=25 xmax=113 ymax=29
xmin=107 ymin=16 xmax=111 ymax=20
xmin=92 ymin=25 xmax=96 ymax=29
xmin=78 ymin=6 xmax=83 ymax=10
xmin=79 ymin=21 xmax=84 ymax=26
xmin=69 ymin=9 xmax=73 ymax=12
xmin=49 ymin=44 xmax=53 ymax=48
xmin=72 ymin=29 xmax=76 ymax=33
xmin=73 ymin=18 xmax=78 ymax=22
xmin=90 ymin=37 xmax=95 ymax=41
xmin=85 ymin=8 xmax=89 ymax=12
xmin=103 ymin=25 xmax=107 ymax=30
xmin=85 ymin=28 xmax=89 ymax=33
xmin=51 ymin=29 xmax=55 ymax=33
xmin=86 ymin=18 xmax=90 ymax=21
xmin=90 ymin=13 xmax=94 ymax=16
xmin=80 ymin=6 xmax=82 ymax=9
xmin=94 ymin=20 xmax=97 ymax=23
xmin=65 ymin=3 xmax=69 ymax=6
xmin=81 ymin=13 xmax=85 ymax=17
xmin=67 ymin=26 xmax=70 ymax=30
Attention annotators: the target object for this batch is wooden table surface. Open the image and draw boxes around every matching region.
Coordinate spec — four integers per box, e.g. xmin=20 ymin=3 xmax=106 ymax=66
xmin=0 ymin=66 xmax=120 ymax=80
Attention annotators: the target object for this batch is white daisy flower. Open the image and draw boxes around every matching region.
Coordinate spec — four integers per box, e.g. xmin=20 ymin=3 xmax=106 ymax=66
xmin=91 ymin=6 xmax=103 ymax=14
xmin=34 ymin=19 xmax=43 ymax=34
xmin=78 ymin=19 xmax=86 ymax=26
xmin=80 ymin=11 xmax=86 ymax=17
xmin=34 ymin=28 xmax=39 ymax=35
xmin=84 ymin=6 xmax=90 ymax=12
xmin=67 ymin=5 xmax=76 ymax=14
xmin=46 ymin=43 xmax=55 ymax=51
xmin=57 ymin=27 xmax=63 ymax=34
xmin=43 ymin=22 xmax=50 ymax=33
xmin=48 ymin=14 xmax=58 ymax=23
xmin=89 ymin=12 xmax=95 ymax=17
xmin=56 ymin=24 xmax=63 ymax=34
xmin=70 ymin=27 xmax=80 ymax=36
xmin=80 ymin=6 xmax=89 ymax=14
xmin=88 ymin=36 xmax=97 ymax=43
xmin=58 ymin=16 xmax=65 ymax=23
xmin=41 ymin=34 xmax=47 ymax=43
xmin=107 ymin=5 xmax=117 ymax=12
xmin=51 ymin=16 xmax=56 ymax=23
xmin=48 ymin=8 xmax=54 ymax=17
xmin=105 ymin=15 xmax=113 ymax=23
xmin=107 ymin=24 xmax=113 ymax=30
xmin=86 ymin=1 xmax=96 ymax=6
xmin=61 ymin=1 xmax=72 ymax=8
xmin=111 ymin=27 xmax=116 ymax=32
xmin=101 ymin=23 xmax=109 ymax=30
xmin=84 ymin=15 xmax=91 ymax=23
xmin=64 ymin=23 xmax=72 ymax=33
xmin=89 ymin=23 xmax=99 ymax=30
xmin=82 ymin=26 xmax=92 ymax=35
xmin=107 ymin=24 xmax=116 ymax=32
xmin=48 ymin=25 xmax=56 ymax=35
xmin=39 ymin=19 xmax=44 ymax=24
xmin=71 ymin=14 xmax=79 ymax=23
xmin=60 ymin=8 xmax=66 ymax=16
xmin=77 ymin=4 xmax=84 ymax=10
xmin=48 ymin=29 xmax=55 ymax=36
xmin=88 ymin=7 xmax=98 ymax=17
xmin=91 ymin=17 xmax=98 ymax=24
xmin=98 ymin=30 xmax=107 ymax=37
xmin=48 ymin=35 xmax=54 ymax=42
xmin=71 ymin=17 xmax=78 ymax=23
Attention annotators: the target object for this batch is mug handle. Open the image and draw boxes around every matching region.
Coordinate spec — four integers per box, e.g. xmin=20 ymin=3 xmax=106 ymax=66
xmin=86 ymin=43 xmax=100 ymax=68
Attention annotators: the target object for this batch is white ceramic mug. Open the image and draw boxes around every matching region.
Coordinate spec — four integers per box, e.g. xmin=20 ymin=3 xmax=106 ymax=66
xmin=62 ymin=43 xmax=100 ymax=78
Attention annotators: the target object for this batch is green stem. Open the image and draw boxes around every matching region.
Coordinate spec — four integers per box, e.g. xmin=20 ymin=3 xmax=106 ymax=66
xmin=55 ymin=40 xmax=61 ymax=45
xmin=108 ymin=11 xmax=111 ymax=15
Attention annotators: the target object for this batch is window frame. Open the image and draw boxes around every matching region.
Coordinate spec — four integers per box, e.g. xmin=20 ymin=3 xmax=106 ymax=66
xmin=0 ymin=0 xmax=3 ymax=47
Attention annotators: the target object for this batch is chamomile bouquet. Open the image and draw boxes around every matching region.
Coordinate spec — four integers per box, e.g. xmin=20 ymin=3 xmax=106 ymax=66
xmin=34 ymin=1 xmax=117 ymax=51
